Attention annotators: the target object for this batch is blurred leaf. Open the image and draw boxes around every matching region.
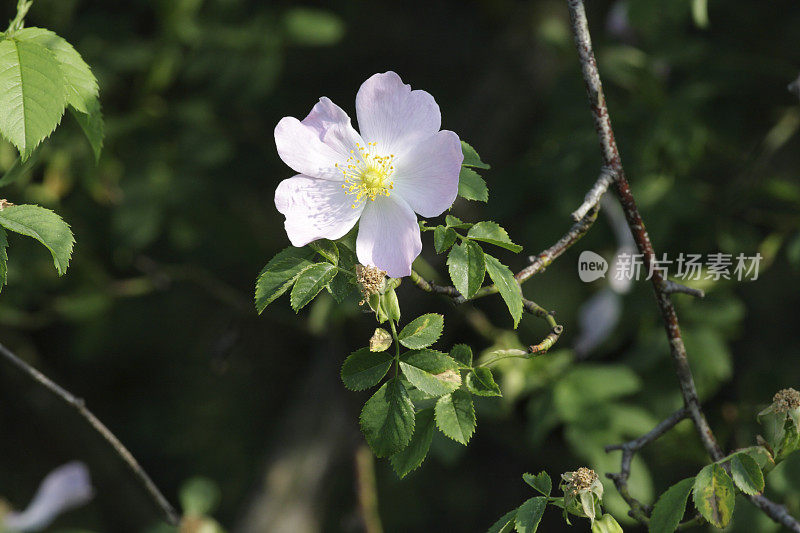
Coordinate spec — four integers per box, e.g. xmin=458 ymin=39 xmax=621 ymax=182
xmin=458 ymin=167 xmax=489 ymax=202
xmin=0 ymin=204 xmax=74 ymax=275
xmin=254 ymin=247 xmax=315 ymax=313
xmin=390 ymin=407 xmax=435 ymax=478
xmin=70 ymin=97 xmax=104 ymax=163
xmin=523 ymin=472 xmax=552 ymax=497
xmin=447 ymin=241 xmax=485 ymax=299
xmin=398 ymin=313 xmax=444 ymax=349
xmin=0 ymin=228 xmax=6 ymax=291
xmin=0 ymin=36 xmax=66 ymax=159
xmin=515 ymin=496 xmax=546 ymax=533
xmin=289 ymin=262 xmax=337 ymax=311
xmin=692 ymin=463 xmax=734 ymax=528
xmin=730 ymin=453 xmax=764 ymax=496
xmin=341 ymin=348 xmax=393 ymax=391
xmin=553 ymin=365 xmax=641 ymax=421
xmin=484 ymin=254 xmax=523 ymax=328
xmin=283 ymin=8 xmax=345 ymax=46
xmin=649 ymin=477 xmax=695 ymax=533
xmin=435 ymin=389 xmax=475 ymax=445
xmin=467 ymin=221 xmax=522 ymax=253
xmin=179 ymin=476 xmax=221 ymax=516
xmin=691 ymin=0 xmax=709 ymax=28
xmin=360 ymin=378 xmax=415 ymax=457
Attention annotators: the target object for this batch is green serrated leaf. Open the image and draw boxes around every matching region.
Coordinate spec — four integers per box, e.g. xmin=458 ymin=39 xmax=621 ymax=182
xmin=390 ymin=407 xmax=434 ymax=478
xmin=341 ymin=348 xmax=393 ymax=391
xmin=254 ymin=247 xmax=315 ymax=313
xmin=0 ymin=37 xmax=67 ymax=159
xmin=289 ymin=262 xmax=337 ymax=311
xmin=523 ymin=472 xmax=552 ymax=497
xmin=484 ymin=254 xmax=523 ymax=328
xmin=692 ymin=464 xmax=734 ymax=528
xmin=461 ymin=140 xmax=490 ymax=169
xmin=649 ymin=477 xmax=695 ymax=533
xmin=466 ymin=367 xmax=502 ymax=397
xmin=328 ymin=243 xmax=358 ymax=303
xmin=399 ymin=349 xmax=460 ymax=397
xmin=360 ymin=378 xmax=416 ymax=457
xmin=515 ymin=497 xmax=546 ymax=533
xmin=70 ymin=97 xmax=104 ymax=163
xmin=15 ymin=28 xmax=98 ymax=114
xmin=488 ymin=509 xmax=518 ymax=533
xmin=447 ymin=241 xmax=485 ymax=299
xmin=467 ymin=221 xmax=522 ymax=253
xmin=398 ymin=313 xmax=444 ymax=349
xmin=434 ymin=225 xmax=458 ymax=253
xmin=309 ymin=239 xmax=338 ymax=265
xmin=450 ymin=344 xmax=473 ymax=367
xmin=458 ymin=167 xmax=489 ymax=202
xmin=730 ymin=453 xmax=764 ymax=496
xmin=0 ymin=204 xmax=73 ymax=275
xmin=0 ymin=227 xmax=8 ymax=291
xmin=435 ymin=389 xmax=476 ymax=445
xmin=445 ymin=215 xmax=473 ymax=229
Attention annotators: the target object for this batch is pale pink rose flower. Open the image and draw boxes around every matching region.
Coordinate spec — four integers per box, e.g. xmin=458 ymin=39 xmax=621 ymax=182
xmin=274 ymin=71 xmax=463 ymax=277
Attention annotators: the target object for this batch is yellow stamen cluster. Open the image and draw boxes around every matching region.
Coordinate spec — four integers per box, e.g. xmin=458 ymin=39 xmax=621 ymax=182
xmin=336 ymin=142 xmax=395 ymax=208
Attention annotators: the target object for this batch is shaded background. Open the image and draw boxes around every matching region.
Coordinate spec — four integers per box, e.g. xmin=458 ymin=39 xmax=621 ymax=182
xmin=0 ymin=0 xmax=799 ymax=531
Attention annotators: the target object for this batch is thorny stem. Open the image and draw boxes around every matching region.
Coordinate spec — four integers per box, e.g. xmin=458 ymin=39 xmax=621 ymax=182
xmin=0 ymin=342 xmax=179 ymax=525
xmin=566 ymin=0 xmax=800 ymax=530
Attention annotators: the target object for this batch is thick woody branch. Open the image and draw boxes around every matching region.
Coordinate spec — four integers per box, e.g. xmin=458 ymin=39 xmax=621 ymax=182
xmin=0 ymin=342 xmax=179 ymax=526
xmin=566 ymin=1 xmax=800 ymax=530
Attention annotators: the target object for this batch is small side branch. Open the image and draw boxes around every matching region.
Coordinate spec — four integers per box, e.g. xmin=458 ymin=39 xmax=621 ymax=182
xmin=662 ymin=280 xmax=705 ymax=298
xmin=605 ymin=408 xmax=688 ymax=525
xmin=0 ymin=342 xmax=179 ymax=526
xmin=571 ymin=167 xmax=616 ymax=221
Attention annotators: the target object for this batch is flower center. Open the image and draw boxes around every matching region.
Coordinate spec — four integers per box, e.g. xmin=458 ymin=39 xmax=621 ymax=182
xmin=336 ymin=142 xmax=395 ymax=208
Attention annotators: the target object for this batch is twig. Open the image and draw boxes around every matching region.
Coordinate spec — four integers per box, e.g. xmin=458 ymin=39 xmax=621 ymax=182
xmin=605 ymin=408 xmax=688 ymax=525
xmin=662 ymin=280 xmax=705 ymax=298
xmin=0 ymin=342 xmax=179 ymax=525
xmin=354 ymin=443 xmax=383 ymax=533
xmin=571 ymin=167 xmax=616 ymax=221
xmin=566 ymin=1 xmax=800 ymax=530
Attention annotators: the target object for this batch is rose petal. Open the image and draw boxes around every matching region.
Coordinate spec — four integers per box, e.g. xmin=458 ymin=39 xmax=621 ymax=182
xmin=355 ymin=71 xmax=441 ymax=157
xmin=356 ymin=195 xmax=421 ymax=278
xmin=275 ymin=97 xmax=363 ymax=180
xmin=391 ymin=130 xmax=462 ymax=218
xmin=275 ymin=175 xmax=363 ymax=247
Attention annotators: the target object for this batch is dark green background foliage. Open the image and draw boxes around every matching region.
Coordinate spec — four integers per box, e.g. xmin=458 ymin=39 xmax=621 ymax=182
xmin=0 ymin=0 xmax=799 ymax=531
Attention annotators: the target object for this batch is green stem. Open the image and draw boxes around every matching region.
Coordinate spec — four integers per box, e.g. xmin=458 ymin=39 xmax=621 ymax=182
xmin=389 ymin=318 xmax=400 ymax=377
xmin=7 ymin=0 xmax=33 ymax=33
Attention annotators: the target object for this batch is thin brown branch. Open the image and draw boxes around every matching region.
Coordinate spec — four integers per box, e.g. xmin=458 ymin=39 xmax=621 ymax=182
xmin=566 ymin=1 xmax=800 ymax=530
xmin=566 ymin=0 xmax=721 ymax=461
xmin=605 ymin=408 xmax=688 ymax=525
xmin=0 ymin=342 xmax=179 ymax=526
